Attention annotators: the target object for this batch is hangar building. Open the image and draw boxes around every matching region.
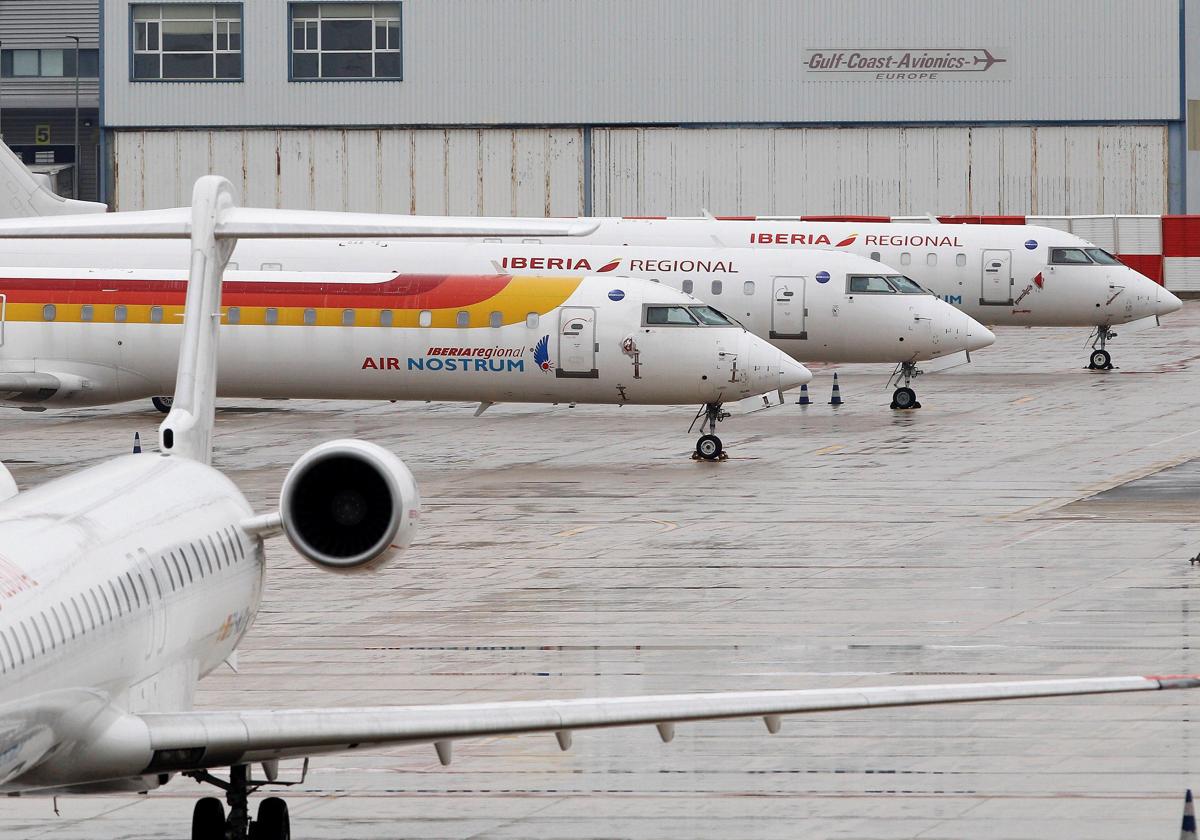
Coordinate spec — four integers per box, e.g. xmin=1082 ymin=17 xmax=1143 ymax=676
xmin=99 ymin=0 xmax=1200 ymax=217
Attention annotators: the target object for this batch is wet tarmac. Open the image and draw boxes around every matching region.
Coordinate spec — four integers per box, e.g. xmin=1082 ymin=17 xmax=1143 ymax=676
xmin=3 ymin=304 xmax=1200 ymax=839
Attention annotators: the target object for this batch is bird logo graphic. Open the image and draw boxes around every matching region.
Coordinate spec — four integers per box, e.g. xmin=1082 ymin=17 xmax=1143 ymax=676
xmin=598 ymin=259 xmax=621 ymax=273
xmin=532 ymin=335 xmax=553 ymax=372
xmin=835 ymin=233 xmax=858 ymax=247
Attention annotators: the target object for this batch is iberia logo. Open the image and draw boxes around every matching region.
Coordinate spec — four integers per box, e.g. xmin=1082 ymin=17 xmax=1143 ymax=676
xmin=835 ymin=233 xmax=858 ymax=247
xmin=598 ymin=259 xmax=621 ymax=273
xmin=1033 ymin=272 xmax=1045 ymax=289
xmin=532 ymin=335 xmax=553 ymax=372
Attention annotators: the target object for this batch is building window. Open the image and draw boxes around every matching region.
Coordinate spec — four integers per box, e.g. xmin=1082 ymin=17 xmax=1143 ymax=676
xmin=289 ymin=2 xmax=402 ymax=80
xmin=1 ymin=48 xmax=99 ymax=78
xmin=132 ymin=3 xmax=243 ymax=81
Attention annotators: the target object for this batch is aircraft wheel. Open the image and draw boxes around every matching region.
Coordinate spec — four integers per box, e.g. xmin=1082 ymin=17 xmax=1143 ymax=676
xmin=252 ymin=797 xmax=291 ymax=840
xmin=151 ymin=396 xmax=174 ymax=414
xmin=695 ymin=434 xmax=723 ymax=461
xmin=891 ymin=387 xmax=918 ymax=410
xmin=1089 ymin=349 xmax=1112 ymax=370
xmin=191 ymin=797 xmax=225 ymax=840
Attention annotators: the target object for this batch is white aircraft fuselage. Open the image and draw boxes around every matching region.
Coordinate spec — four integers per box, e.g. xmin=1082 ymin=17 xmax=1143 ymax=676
xmin=565 ymin=218 xmax=1181 ymax=328
xmin=0 ymin=261 xmax=806 ymax=410
xmin=0 ymin=454 xmax=261 ymax=793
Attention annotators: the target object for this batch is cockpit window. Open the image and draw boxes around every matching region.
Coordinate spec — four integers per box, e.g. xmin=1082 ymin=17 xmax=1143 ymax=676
xmin=689 ymin=305 xmax=735 ymax=326
xmin=1049 ymin=247 xmax=1093 ymax=265
xmin=1084 ymin=248 xmax=1123 ymax=266
xmin=645 ymin=305 xmax=700 ymax=326
xmin=890 ymin=275 xmax=929 ymax=294
xmin=847 ymin=275 xmax=897 ymax=294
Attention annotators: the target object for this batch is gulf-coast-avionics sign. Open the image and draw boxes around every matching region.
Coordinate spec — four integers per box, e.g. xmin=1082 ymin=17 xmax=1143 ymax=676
xmin=803 ymin=48 xmax=1007 ymax=81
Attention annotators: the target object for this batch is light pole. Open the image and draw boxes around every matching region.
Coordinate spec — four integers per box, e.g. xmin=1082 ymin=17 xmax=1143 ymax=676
xmin=67 ymin=35 xmax=80 ymax=198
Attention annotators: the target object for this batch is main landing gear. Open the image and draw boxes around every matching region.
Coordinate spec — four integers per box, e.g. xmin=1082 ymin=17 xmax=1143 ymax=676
xmin=690 ymin=402 xmax=729 ymax=461
xmin=186 ymin=763 xmax=299 ymax=840
xmin=888 ymin=362 xmax=923 ymax=411
xmin=152 ymin=396 xmax=174 ymax=413
xmin=1087 ymin=326 xmax=1116 ymax=370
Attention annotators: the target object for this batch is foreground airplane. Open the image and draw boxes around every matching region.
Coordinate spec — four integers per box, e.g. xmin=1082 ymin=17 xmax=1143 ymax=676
xmin=2 ymin=177 xmax=1198 ymax=840
xmin=508 ymin=215 xmax=1183 ymax=375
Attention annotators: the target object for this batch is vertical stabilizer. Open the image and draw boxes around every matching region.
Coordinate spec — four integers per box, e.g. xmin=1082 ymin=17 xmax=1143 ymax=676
xmin=158 ymin=176 xmax=236 ymax=465
xmin=0 ymin=142 xmax=107 ymax=217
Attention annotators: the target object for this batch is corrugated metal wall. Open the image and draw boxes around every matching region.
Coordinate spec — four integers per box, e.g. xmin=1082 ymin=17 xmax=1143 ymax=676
xmin=112 ymin=128 xmax=585 ymax=215
xmin=112 ymin=125 xmax=1169 ymax=217
xmin=102 ymin=0 xmax=1180 ymax=128
xmin=592 ymin=125 xmax=1169 ymax=216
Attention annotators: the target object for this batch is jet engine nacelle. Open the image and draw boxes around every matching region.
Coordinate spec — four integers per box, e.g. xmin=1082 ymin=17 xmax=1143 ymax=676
xmin=279 ymin=439 xmax=419 ymax=572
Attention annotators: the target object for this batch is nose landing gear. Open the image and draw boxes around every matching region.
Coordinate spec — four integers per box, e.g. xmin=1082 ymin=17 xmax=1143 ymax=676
xmin=888 ymin=362 xmax=923 ymax=411
xmin=690 ymin=402 xmax=729 ymax=461
xmin=186 ymin=762 xmax=299 ymax=840
xmin=1087 ymin=326 xmax=1116 ymax=370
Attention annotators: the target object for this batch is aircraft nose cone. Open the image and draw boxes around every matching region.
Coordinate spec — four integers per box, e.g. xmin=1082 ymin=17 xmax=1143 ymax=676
xmin=965 ymin=314 xmax=996 ymax=352
xmin=778 ymin=352 xmax=812 ymax=391
xmin=1158 ymin=285 xmax=1183 ymax=316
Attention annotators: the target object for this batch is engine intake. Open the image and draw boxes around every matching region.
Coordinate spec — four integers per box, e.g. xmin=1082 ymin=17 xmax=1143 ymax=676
xmin=279 ymin=440 xmax=419 ymax=571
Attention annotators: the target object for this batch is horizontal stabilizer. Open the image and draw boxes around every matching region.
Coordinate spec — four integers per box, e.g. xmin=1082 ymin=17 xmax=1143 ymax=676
xmin=0 ymin=207 xmax=599 ymax=240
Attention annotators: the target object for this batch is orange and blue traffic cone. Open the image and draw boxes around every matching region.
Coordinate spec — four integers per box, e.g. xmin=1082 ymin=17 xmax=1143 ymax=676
xmin=1182 ymin=789 xmax=1196 ymax=840
xmin=797 ymin=383 xmax=811 ymax=406
xmin=828 ymin=373 xmax=843 ymax=406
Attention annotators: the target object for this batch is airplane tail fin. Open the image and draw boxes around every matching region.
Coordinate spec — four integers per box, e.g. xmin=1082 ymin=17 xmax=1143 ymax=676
xmin=0 ymin=141 xmax=107 ymax=218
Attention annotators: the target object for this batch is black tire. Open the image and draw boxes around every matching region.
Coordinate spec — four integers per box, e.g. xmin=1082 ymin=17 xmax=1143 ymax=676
xmin=151 ymin=396 xmax=174 ymax=414
xmin=253 ymin=797 xmax=291 ymax=840
xmin=191 ymin=797 xmax=225 ymax=840
xmin=695 ymin=434 xmax=723 ymax=461
xmin=1089 ymin=349 xmax=1111 ymax=370
xmin=892 ymin=387 xmax=917 ymax=410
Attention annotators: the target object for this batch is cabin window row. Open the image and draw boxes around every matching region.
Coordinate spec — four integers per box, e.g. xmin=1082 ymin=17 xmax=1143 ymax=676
xmin=869 ymin=251 xmax=969 ymax=268
xmin=39 ymin=305 xmax=542 ymax=329
xmin=679 ymin=279 xmax=757 ymax=297
xmin=0 ymin=527 xmax=246 ymax=675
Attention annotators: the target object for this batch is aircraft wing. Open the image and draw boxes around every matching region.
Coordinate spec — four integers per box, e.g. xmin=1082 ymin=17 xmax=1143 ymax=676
xmin=0 ymin=207 xmax=597 ymax=239
xmin=139 ymin=675 xmax=1199 ymax=772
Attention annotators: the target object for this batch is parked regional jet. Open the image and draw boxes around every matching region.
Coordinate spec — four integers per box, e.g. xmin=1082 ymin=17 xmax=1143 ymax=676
xmin=216 ymin=239 xmax=990 ymax=410
xmin=2 ymin=177 xmax=1197 ymax=840
xmin=563 ymin=216 xmax=1182 ymax=375
xmin=0 ymin=264 xmax=805 ymax=458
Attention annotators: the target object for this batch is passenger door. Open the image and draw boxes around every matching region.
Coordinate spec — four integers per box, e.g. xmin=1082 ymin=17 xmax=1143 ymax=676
xmin=770 ymin=276 xmax=807 ymax=339
xmin=556 ymin=307 xmax=598 ymax=378
xmin=981 ymin=250 xmax=1012 ymax=304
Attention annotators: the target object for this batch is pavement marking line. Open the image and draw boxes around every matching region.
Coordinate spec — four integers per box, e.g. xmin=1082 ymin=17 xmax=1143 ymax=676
xmin=555 ymin=525 xmax=601 ymax=537
xmin=813 ymin=444 xmax=843 ymax=455
xmin=1000 ymin=520 xmax=1075 ymax=549
xmin=1149 ymin=427 xmax=1200 ymax=447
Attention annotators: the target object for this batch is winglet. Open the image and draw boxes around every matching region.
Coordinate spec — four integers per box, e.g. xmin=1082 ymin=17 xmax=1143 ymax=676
xmin=158 ymin=176 xmax=237 ymax=465
xmin=0 ymin=141 xmax=107 ymax=218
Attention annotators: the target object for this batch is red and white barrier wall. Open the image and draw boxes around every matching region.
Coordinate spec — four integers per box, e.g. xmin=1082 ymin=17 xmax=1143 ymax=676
xmin=703 ymin=214 xmax=1200 ymax=292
